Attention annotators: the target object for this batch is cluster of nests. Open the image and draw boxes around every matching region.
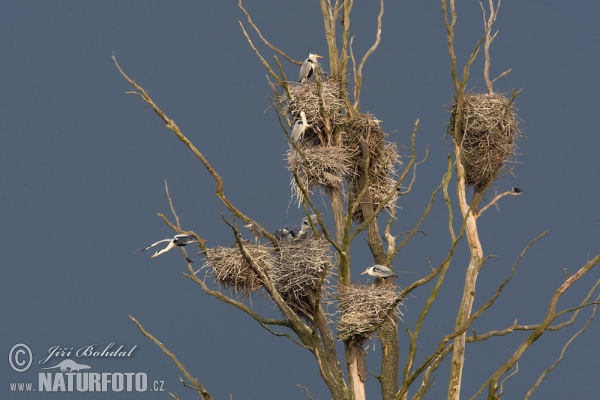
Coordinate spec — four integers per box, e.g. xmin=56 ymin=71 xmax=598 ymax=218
xmin=280 ymin=78 xmax=401 ymax=221
xmin=448 ymin=92 xmax=521 ymax=191
xmin=202 ymin=236 xmax=333 ymax=321
xmin=336 ymin=283 xmax=401 ymax=341
xmin=203 ymin=238 xmax=402 ymax=340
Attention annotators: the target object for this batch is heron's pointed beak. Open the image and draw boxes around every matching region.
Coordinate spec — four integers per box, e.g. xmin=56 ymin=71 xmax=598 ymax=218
xmin=151 ymin=253 xmax=159 ymax=258
xmin=361 ymin=269 xmax=368 ymax=275
xmin=244 ymin=223 xmax=252 ymax=228
xmin=314 ymin=54 xmax=323 ymax=59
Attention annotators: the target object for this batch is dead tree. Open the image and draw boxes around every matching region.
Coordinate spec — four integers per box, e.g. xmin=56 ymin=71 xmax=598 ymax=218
xmin=115 ymin=1 xmax=600 ymax=399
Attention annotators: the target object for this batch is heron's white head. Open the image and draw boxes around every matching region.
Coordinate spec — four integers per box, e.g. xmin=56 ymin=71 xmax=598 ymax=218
xmin=300 ymin=111 xmax=308 ymax=126
xmin=308 ymin=53 xmax=323 ymax=63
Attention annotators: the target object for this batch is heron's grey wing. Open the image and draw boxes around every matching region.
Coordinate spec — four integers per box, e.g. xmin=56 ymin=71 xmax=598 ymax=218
xmin=298 ymin=59 xmax=311 ymax=82
xmin=291 ymin=121 xmax=303 ymax=143
xmin=173 ymin=234 xmax=196 ymax=245
xmin=135 ymin=238 xmax=171 ymax=253
xmin=372 ymin=264 xmax=393 ymax=275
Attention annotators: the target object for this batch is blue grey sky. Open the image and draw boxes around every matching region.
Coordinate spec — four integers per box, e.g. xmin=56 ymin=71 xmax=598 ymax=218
xmin=1 ymin=1 xmax=599 ymax=399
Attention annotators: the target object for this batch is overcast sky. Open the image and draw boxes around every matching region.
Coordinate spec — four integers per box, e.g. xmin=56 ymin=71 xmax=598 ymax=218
xmin=1 ymin=1 xmax=599 ymax=399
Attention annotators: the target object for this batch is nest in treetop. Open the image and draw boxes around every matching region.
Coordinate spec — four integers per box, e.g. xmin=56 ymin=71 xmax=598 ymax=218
xmin=448 ymin=92 xmax=520 ymax=190
xmin=203 ymin=246 xmax=273 ymax=297
xmin=279 ymin=77 xmax=347 ymax=146
xmin=287 ymin=146 xmax=357 ymax=204
xmin=271 ymin=237 xmax=334 ymax=321
xmin=336 ymin=283 xmax=401 ymax=341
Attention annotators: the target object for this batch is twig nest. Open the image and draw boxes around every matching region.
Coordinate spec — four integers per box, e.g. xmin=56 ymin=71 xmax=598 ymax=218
xmin=350 ymin=174 xmax=399 ymax=223
xmin=343 ymin=113 xmax=391 ymax=169
xmin=287 ymin=146 xmax=356 ymax=204
xmin=204 ymin=246 xmax=273 ymax=297
xmin=343 ymin=113 xmax=401 ymax=221
xmin=448 ymin=92 xmax=520 ymax=190
xmin=336 ymin=283 xmax=401 ymax=341
xmin=280 ymin=78 xmax=347 ymax=145
xmin=271 ymin=237 xmax=334 ymax=320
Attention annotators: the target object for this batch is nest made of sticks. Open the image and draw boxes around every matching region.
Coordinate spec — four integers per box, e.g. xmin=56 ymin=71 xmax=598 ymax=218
xmin=287 ymin=146 xmax=357 ymax=204
xmin=279 ymin=78 xmax=347 ymax=146
xmin=343 ymin=113 xmax=391 ymax=170
xmin=350 ymin=175 xmax=399 ymax=223
xmin=204 ymin=246 xmax=273 ymax=297
xmin=271 ymin=237 xmax=334 ymax=320
xmin=336 ymin=283 xmax=400 ymax=341
xmin=348 ymin=141 xmax=401 ymax=222
xmin=448 ymin=92 xmax=520 ymax=190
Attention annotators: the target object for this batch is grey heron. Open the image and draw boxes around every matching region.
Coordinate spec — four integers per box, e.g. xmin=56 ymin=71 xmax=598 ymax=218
xmin=361 ymin=264 xmax=398 ymax=279
xmin=299 ymin=53 xmax=323 ymax=83
xmin=291 ymin=111 xmax=308 ymax=144
xmin=136 ymin=234 xmax=205 ymax=258
xmin=244 ymin=222 xmax=263 ymax=245
xmin=274 ymin=226 xmax=291 ymax=241
xmin=231 ymin=233 xmax=252 ymax=248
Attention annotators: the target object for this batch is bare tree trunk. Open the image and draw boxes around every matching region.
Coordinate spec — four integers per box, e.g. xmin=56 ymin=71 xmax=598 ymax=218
xmin=448 ymin=145 xmax=484 ymax=400
xmin=345 ymin=339 xmax=368 ymax=400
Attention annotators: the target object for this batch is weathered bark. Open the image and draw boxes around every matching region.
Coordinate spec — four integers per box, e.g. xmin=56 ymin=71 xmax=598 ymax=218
xmin=345 ymin=339 xmax=368 ymax=400
xmin=448 ymin=144 xmax=484 ymax=400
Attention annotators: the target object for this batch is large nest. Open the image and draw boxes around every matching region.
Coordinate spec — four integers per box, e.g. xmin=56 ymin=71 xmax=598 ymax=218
xmin=287 ymin=146 xmax=357 ymax=204
xmin=336 ymin=283 xmax=401 ymax=341
xmin=204 ymin=246 xmax=273 ymax=297
xmin=271 ymin=237 xmax=334 ymax=320
xmin=448 ymin=92 xmax=520 ymax=190
xmin=279 ymin=78 xmax=347 ymax=145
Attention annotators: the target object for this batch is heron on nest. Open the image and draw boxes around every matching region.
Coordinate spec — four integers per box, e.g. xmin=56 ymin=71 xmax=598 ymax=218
xmin=291 ymin=111 xmax=308 ymax=144
xmin=299 ymin=53 xmax=323 ymax=84
xmin=136 ymin=234 xmax=205 ymax=258
xmin=273 ymin=226 xmax=291 ymax=241
xmin=244 ymin=222 xmax=263 ymax=245
xmin=230 ymin=233 xmax=252 ymax=248
xmin=361 ymin=264 xmax=398 ymax=279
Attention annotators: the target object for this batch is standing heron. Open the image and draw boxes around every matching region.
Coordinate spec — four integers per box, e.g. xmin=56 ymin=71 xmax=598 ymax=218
xmin=136 ymin=234 xmax=205 ymax=258
xmin=291 ymin=111 xmax=308 ymax=144
xmin=244 ymin=222 xmax=263 ymax=245
xmin=361 ymin=264 xmax=398 ymax=279
xmin=299 ymin=53 xmax=323 ymax=84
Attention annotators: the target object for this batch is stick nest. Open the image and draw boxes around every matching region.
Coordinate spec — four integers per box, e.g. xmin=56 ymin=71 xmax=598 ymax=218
xmin=350 ymin=175 xmax=399 ymax=223
xmin=279 ymin=78 xmax=347 ymax=145
xmin=343 ymin=114 xmax=401 ymax=221
xmin=204 ymin=246 xmax=273 ymax=297
xmin=336 ymin=283 xmax=401 ymax=341
xmin=448 ymin=92 xmax=520 ymax=190
xmin=287 ymin=146 xmax=357 ymax=204
xmin=271 ymin=237 xmax=334 ymax=320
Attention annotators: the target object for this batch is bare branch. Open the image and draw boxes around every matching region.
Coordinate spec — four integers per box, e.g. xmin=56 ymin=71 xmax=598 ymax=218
xmin=238 ymin=0 xmax=301 ymax=65
xmin=130 ymin=316 xmax=214 ymax=400
xmin=238 ymin=22 xmax=282 ymax=85
xmin=476 ymin=188 xmax=522 ymax=217
xmin=525 ymin=282 xmax=600 ymax=399
xmin=353 ymin=0 xmax=384 ymax=109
